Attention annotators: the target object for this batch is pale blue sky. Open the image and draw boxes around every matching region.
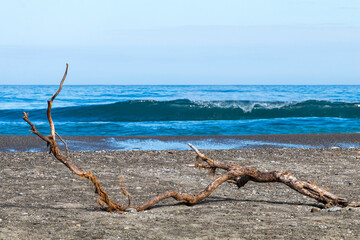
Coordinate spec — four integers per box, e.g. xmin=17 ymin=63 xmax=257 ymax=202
xmin=0 ymin=0 xmax=359 ymax=84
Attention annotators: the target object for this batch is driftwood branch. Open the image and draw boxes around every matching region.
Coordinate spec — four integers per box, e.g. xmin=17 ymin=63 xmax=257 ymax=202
xmin=23 ymin=64 xmax=127 ymax=213
xmin=55 ymin=132 xmax=70 ymax=160
xmin=22 ymin=64 xmax=359 ymax=212
xmin=187 ymin=144 xmax=354 ymax=208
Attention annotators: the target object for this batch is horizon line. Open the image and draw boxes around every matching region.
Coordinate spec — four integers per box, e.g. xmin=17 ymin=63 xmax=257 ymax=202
xmin=1 ymin=84 xmax=360 ymax=86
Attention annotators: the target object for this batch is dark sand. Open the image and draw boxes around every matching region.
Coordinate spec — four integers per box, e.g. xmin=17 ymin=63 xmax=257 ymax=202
xmin=1 ymin=144 xmax=360 ymax=239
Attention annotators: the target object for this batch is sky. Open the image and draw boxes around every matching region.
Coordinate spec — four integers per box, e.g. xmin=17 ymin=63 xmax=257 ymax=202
xmin=0 ymin=0 xmax=359 ymax=85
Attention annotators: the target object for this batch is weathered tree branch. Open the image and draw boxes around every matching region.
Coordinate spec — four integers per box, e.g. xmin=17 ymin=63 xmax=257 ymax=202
xmin=23 ymin=64 xmax=127 ymax=213
xmin=189 ymin=144 xmax=353 ymax=208
xmin=22 ymin=64 xmax=359 ymax=212
xmin=55 ymin=132 xmax=69 ymax=160
xmin=47 ymin=63 xmax=68 ymax=141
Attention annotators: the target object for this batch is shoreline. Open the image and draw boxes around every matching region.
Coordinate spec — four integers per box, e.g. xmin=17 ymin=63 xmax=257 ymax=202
xmin=0 ymin=133 xmax=360 ymax=152
xmin=1 ymin=132 xmax=360 ymax=152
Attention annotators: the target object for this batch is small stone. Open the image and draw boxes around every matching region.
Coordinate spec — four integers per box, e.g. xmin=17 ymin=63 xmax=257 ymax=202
xmin=125 ymin=208 xmax=137 ymax=213
xmin=311 ymin=207 xmax=320 ymax=213
xmin=328 ymin=207 xmax=342 ymax=212
xmin=91 ymin=235 xmax=102 ymax=239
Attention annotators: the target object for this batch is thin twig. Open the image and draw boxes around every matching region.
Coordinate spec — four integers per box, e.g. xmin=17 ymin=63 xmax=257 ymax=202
xmin=119 ymin=170 xmax=132 ymax=207
xmin=51 ymin=63 xmax=69 ymax=102
xmin=55 ymin=132 xmax=70 ymax=160
xmin=22 ymin=112 xmax=50 ymax=143
xmin=47 ymin=63 xmax=68 ymax=140
xmin=188 ymin=143 xmax=232 ymax=170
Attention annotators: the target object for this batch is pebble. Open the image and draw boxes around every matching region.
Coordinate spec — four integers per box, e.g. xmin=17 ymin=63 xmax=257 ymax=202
xmin=125 ymin=208 xmax=137 ymax=213
xmin=327 ymin=207 xmax=342 ymax=212
xmin=311 ymin=208 xmax=320 ymax=213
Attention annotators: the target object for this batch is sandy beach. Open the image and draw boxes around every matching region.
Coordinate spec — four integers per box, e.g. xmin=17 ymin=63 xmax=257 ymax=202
xmin=1 ymin=138 xmax=360 ymax=239
xmin=2 ymin=0 xmax=360 ymax=238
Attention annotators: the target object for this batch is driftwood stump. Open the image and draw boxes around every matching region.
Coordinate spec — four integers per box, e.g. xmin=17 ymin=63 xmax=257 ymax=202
xmin=23 ymin=64 xmax=360 ymax=213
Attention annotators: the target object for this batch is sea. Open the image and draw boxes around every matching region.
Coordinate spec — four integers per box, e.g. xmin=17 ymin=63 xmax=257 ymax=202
xmin=1 ymin=85 xmax=359 ymax=150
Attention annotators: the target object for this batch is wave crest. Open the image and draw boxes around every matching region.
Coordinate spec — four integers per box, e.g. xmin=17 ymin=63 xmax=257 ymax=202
xmin=2 ymin=99 xmax=359 ymax=122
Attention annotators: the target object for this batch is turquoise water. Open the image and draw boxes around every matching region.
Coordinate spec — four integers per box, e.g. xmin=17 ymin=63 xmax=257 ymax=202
xmin=0 ymin=85 xmax=359 ymax=136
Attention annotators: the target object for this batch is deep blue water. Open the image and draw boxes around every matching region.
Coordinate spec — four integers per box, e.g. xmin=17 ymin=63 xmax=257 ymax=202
xmin=0 ymin=85 xmax=359 ymax=136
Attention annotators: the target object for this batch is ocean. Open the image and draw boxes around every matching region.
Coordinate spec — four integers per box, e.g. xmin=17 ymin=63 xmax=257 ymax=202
xmin=0 ymin=85 xmax=359 ymax=151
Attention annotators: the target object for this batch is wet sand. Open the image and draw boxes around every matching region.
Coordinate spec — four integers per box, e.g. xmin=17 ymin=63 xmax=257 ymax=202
xmin=1 ymin=147 xmax=360 ymax=239
xmin=1 ymin=133 xmax=360 ymax=152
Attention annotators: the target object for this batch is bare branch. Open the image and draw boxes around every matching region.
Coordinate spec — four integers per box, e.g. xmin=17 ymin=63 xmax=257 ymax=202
xmin=119 ymin=171 xmax=132 ymax=207
xmin=47 ymin=63 xmax=68 ymax=140
xmin=133 ymin=171 xmax=235 ymax=211
xmin=22 ymin=64 xmax=127 ymax=213
xmin=187 ymin=148 xmax=351 ymax=208
xmin=55 ymin=132 xmax=70 ymax=160
xmin=188 ymin=143 xmax=232 ymax=170
xmin=22 ymin=112 xmax=50 ymax=143
xmin=51 ymin=63 xmax=69 ymax=103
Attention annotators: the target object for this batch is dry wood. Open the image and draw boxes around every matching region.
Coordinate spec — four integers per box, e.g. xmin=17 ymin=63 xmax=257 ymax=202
xmin=22 ymin=64 xmax=360 ymax=212
xmin=23 ymin=64 xmax=127 ymax=213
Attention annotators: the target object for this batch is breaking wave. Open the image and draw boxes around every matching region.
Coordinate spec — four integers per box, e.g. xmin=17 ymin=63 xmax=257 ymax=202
xmin=2 ymin=99 xmax=359 ymax=122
